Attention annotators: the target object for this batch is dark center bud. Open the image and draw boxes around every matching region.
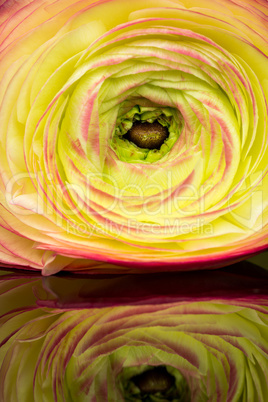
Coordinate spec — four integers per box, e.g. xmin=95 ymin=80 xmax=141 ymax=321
xmin=126 ymin=121 xmax=168 ymax=149
xmin=131 ymin=366 xmax=175 ymax=394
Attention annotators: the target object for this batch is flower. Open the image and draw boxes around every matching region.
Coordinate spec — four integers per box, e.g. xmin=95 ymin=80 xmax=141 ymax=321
xmin=0 ymin=0 xmax=267 ymax=274
xmin=0 ymin=266 xmax=268 ymax=401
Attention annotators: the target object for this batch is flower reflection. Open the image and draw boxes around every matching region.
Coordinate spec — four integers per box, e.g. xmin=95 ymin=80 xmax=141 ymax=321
xmin=0 ymin=261 xmax=268 ymax=401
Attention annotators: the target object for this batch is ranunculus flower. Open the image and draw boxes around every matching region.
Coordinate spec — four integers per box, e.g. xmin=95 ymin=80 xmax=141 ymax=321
xmin=0 ymin=263 xmax=268 ymax=401
xmin=0 ymin=0 xmax=267 ymax=274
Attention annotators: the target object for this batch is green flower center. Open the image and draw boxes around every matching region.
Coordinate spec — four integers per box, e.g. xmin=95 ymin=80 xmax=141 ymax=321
xmin=110 ymin=105 xmax=183 ymax=163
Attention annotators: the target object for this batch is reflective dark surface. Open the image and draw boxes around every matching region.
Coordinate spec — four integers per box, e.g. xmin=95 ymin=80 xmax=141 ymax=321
xmin=1 ymin=258 xmax=267 ymax=308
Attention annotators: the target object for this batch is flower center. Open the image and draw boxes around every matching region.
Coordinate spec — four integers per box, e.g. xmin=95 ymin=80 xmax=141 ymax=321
xmin=131 ymin=366 xmax=175 ymax=393
xmin=110 ymin=105 xmax=183 ymax=163
xmin=118 ymin=365 xmax=191 ymax=401
xmin=125 ymin=121 xmax=168 ymax=150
